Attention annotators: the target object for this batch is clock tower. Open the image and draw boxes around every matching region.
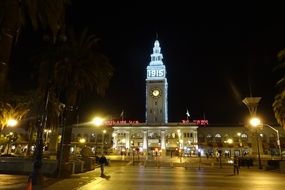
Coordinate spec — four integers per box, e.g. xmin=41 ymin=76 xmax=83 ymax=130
xmin=146 ymin=40 xmax=168 ymax=124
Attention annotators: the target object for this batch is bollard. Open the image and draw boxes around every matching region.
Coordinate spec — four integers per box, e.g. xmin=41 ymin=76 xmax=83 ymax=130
xmin=26 ymin=176 xmax=32 ymax=190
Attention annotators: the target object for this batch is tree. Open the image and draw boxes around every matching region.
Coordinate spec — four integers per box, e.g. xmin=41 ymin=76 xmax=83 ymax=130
xmin=0 ymin=0 xmax=68 ymax=98
xmin=35 ymin=29 xmax=114 ymax=163
xmin=273 ymin=49 xmax=285 ymax=130
xmin=0 ymin=102 xmax=29 ymax=132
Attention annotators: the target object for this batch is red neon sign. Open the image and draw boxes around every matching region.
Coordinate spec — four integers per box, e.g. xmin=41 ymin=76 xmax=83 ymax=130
xmin=104 ymin=120 xmax=140 ymax=126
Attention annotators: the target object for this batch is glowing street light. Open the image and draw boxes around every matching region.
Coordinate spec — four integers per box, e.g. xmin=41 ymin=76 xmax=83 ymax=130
xmin=250 ymin=117 xmax=282 ymax=160
xmin=227 ymin=138 xmax=233 ymax=144
xmin=91 ymin=117 xmax=105 ymax=126
xmin=91 ymin=116 xmax=106 ymax=155
xmin=44 ymin=129 xmax=52 ymax=145
xmin=249 ymin=117 xmax=263 ymax=169
xmin=7 ymin=119 xmax=18 ymax=127
xmin=79 ymin=138 xmax=86 ymax=144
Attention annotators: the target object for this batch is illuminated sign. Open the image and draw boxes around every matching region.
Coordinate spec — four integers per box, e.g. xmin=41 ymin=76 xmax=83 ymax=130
xmin=181 ymin=119 xmax=209 ymax=126
xmin=104 ymin=120 xmax=140 ymax=126
xmin=147 ymin=69 xmax=165 ymax=77
xmin=193 ymin=120 xmax=209 ymax=126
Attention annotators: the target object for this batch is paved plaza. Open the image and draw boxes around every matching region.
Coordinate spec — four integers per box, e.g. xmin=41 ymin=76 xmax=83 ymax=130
xmin=1 ymin=158 xmax=285 ymax=190
xmin=75 ymin=165 xmax=285 ymax=190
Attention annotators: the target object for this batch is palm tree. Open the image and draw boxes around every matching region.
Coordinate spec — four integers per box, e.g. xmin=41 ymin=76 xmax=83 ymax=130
xmin=35 ymin=28 xmax=114 ymax=163
xmin=272 ymin=49 xmax=285 ymax=130
xmin=0 ymin=0 xmax=68 ymax=98
xmin=0 ymin=103 xmax=30 ymax=132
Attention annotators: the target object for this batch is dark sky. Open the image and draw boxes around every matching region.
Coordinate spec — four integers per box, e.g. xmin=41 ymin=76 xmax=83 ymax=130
xmin=13 ymin=2 xmax=285 ymax=124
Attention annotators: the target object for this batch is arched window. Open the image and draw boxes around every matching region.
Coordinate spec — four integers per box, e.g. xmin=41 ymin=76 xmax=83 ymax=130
xmin=241 ymin=133 xmax=248 ymax=142
xmin=206 ymin=134 xmax=213 ymax=143
xmin=90 ymin=133 xmax=96 ymax=142
xmin=215 ymin=134 xmax=222 ymax=142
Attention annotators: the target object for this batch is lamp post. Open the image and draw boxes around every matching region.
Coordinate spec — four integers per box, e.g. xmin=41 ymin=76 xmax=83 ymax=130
xmin=262 ymin=124 xmax=282 ymax=160
xmin=177 ymin=129 xmax=182 ymax=162
xmin=102 ymin=130 xmax=106 ymax=155
xmin=250 ymin=117 xmax=282 ymax=160
xmin=249 ymin=117 xmax=263 ymax=169
xmin=44 ymin=129 xmax=52 ymax=146
xmin=237 ymin=132 xmax=242 ymax=156
xmin=91 ymin=116 xmax=106 ymax=155
xmin=4 ymin=119 xmax=18 ymax=155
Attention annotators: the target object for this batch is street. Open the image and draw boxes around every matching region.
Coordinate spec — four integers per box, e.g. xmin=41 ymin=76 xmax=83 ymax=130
xmin=76 ymin=165 xmax=285 ymax=190
xmin=1 ymin=158 xmax=285 ymax=190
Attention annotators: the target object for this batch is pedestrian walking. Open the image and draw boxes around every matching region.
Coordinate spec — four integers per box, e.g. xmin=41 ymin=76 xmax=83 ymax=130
xmin=233 ymin=156 xmax=239 ymax=175
xmin=99 ymin=154 xmax=108 ymax=177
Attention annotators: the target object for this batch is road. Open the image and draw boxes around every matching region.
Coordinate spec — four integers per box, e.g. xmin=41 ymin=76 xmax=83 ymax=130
xmin=1 ymin=158 xmax=285 ymax=190
xmin=77 ymin=164 xmax=285 ymax=190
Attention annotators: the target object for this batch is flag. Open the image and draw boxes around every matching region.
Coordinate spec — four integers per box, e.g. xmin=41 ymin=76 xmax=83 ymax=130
xmin=186 ymin=109 xmax=190 ymax=117
xmin=120 ymin=110 xmax=124 ymax=117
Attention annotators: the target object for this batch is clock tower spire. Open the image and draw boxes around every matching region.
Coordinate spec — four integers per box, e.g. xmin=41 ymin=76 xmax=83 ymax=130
xmin=146 ymin=40 xmax=168 ymax=124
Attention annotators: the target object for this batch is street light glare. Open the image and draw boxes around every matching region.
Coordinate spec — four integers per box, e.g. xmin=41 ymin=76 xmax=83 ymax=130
xmin=7 ymin=119 xmax=17 ymax=127
xmin=227 ymin=138 xmax=233 ymax=144
xmin=92 ymin=117 xmax=104 ymax=126
xmin=249 ymin=117 xmax=261 ymax=127
xmin=79 ymin=138 xmax=86 ymax=144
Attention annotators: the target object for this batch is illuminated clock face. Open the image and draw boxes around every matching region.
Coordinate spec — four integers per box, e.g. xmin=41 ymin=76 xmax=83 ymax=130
xmin=152 ymin=89 xmax=160 ymax=97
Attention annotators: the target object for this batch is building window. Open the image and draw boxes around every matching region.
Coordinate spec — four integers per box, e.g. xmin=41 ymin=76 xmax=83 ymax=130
xmin=184 ymin=133 xmax=190 ymax=138
xmin=215 ymin=134 xmax=222 ymax=142
xmin=206 ymin=134 xmax=213 ymax=143
xmin=215 ymin=134 xmax=221 ymax=138
xmin=241 ymin=133 xmax=248 ymax=142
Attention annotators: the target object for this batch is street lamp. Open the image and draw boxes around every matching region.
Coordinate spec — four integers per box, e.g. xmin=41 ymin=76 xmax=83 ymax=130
xmin=263 ymin=124 xmax=282 ymax=160
xmin=249 ymin=117 xmax=263 ymax=169
xmin=7 ymin=119 xmax=18 ymax=127
xmin=44 ymin=129 xmax=52 ymax=146
xmin=102 ymin=130 xmax=106 ymax=155
xmin=250 ymin=117 xmax=282 ymax=160
xmin=237 ymin=132 xmax=242 ymax=156
xmin=91 ymin=116 xmax=106 ymax=155
xmin=92 ymin=117 xmax=105 ymax=126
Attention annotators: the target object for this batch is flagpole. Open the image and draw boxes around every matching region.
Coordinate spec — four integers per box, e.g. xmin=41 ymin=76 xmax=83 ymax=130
xmin=120 ymin=110 xmax=124 ymax=121
xmin=186 ymin=109 xmax=190 ymax=122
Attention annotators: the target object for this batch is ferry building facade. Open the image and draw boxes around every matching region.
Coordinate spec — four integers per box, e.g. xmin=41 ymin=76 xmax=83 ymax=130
xmin=111 ymin=40 xmax=199 ymax=156
xmin=68 ymin=40 xmax=284 ymax=158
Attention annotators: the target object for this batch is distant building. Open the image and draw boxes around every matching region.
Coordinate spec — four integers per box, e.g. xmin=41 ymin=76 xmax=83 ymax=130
xmin=5 ymin=40 xmax=283 ymax=158
xmin=69 ymin=40 xmax=284 ymax=158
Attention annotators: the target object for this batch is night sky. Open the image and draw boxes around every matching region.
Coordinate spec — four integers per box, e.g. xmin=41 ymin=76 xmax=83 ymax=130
xmin=12 ymin=2 xmax=285 ymax=124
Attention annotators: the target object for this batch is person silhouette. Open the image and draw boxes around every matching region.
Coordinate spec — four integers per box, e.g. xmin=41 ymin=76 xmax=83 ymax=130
xmin=233 ymin=156 xmax=239 ymax=175
xmin=99 ymin=154 xmax=108 ymax=177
